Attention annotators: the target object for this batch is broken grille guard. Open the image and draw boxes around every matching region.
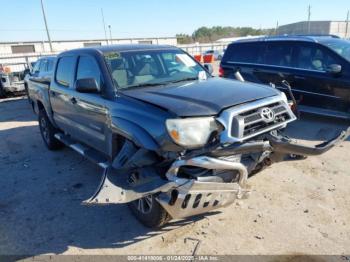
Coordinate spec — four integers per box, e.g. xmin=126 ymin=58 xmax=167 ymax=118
xmin=83 ymin=127 xmax=350 ymax=209
xmin=83 ymin=156 xmax=250 ymax=205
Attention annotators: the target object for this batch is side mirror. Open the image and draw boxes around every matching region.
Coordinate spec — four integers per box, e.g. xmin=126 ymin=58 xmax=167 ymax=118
xmin=326 ymin=64 xmax=342 ymax=75
xmin=203 ymin=63 xmax=213 ymax=74
xmin=75 ymin=78 xmax=99 ymax=93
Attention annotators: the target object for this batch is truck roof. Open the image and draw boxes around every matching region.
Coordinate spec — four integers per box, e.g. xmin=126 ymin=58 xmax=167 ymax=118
xmin=59 ymin=44 xmax=178 ymax=56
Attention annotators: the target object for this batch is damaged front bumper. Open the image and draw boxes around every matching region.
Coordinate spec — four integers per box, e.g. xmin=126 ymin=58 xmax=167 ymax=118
xmin=84 ymin=156 xmax=251 ymax=219
xmin=84 ymin=127 xmax=350 ymax=219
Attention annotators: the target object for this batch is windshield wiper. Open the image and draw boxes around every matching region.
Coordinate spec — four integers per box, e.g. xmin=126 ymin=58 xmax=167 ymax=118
xmin=123 ymin=82 xmax=166 ymax=90
xmin=169 ymin=77 xmax=199 ymax=84
xmin=122 ymin=77 xmax=199 ymax=90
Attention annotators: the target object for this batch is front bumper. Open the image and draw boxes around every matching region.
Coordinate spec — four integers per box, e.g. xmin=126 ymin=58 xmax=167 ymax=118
xmin=84 ymin=127 xmax=350 ymax=219
xmin=157 ymin=156 xmax=250 ymax=219
xmin=84 ymin=156 xmax=250 ymax=205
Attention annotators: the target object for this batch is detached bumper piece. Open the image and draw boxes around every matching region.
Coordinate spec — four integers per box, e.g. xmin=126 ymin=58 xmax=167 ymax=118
xmin=269 ymin=127 xmax=350 ymax=156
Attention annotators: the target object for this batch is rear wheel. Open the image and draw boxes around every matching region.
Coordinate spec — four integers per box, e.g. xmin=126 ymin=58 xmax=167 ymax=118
xmin=0 ymin=82 xmax=6 ymax=98
xmin=24 ymin=83 xmax=31 ymax=103
xmin=127 ymin=172 xmax=171 ymax=228
xmin=38 ymin=110 xmax=64 ymax=150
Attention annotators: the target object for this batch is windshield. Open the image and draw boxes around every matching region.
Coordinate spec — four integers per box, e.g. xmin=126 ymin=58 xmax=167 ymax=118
xmin=104 ymin=49 xmax=208 ymax=90
xmin=322 ymin=39 xmax=350 ymax=62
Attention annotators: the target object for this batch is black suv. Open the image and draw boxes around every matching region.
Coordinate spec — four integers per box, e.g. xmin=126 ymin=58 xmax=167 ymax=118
xmin=220 ymin=35 xmax=350 ymax=119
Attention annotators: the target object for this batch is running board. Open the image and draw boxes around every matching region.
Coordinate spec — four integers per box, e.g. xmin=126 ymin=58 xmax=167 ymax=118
xmin=54 ymin=133 xmax=110 ymax=169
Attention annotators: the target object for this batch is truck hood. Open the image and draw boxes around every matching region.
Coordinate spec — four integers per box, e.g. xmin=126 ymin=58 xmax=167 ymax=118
xmin=121 ymin=77 xmax=280 ymax=117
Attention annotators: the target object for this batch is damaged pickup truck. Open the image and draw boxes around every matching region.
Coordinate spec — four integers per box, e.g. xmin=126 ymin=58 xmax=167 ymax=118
xmin=27 ymin=44 xmax=350 ymax=228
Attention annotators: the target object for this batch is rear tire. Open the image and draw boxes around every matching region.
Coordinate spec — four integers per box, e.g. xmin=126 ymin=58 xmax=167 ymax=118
xmin=38 ymin=110 xmax=64 ymax=150
xmin=0 ymin=82 xmax=6 ymax=98
xmin=24 ymin=83 xmax=31 ymax=103
xmin=127 ymin=172 xmax=171 ymax=228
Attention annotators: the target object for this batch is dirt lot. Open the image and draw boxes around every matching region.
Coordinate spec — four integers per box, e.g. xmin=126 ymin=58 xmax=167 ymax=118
xmin=0 ymin=96 xmax=350 ymax=258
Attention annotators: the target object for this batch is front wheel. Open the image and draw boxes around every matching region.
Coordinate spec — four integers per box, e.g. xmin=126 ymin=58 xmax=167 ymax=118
xmin=38 ymin=110 xmax=64 ymax=150
xmin=128 ymin=195 xmax=171 ymax=228
xmin=127 ymin=173 xmax=171 ymax=228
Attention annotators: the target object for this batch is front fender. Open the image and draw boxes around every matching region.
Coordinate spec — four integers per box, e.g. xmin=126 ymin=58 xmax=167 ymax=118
xmin=111 ymin=117 xmax=159 ymax=151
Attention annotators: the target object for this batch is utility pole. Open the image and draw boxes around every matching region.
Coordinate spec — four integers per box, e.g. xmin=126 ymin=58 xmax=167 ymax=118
xmin=101 ymin=8 xmax=108 ymax=45
xmin=40 ymin=0 xmax=53 ymax=52
xmin=346 ymin=10 xmax=349 ymax=39
xmin=275 ymin=21 xmax=279 ymax=35
xmin=307 ymin=5 xmax=311 ymax=34
xmin=108 ymin=25 xmax=113 ymax=44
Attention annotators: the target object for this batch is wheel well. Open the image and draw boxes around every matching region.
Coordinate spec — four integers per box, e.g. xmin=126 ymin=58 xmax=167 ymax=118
xmin=37 ymin=101 xmax=45 ymax=112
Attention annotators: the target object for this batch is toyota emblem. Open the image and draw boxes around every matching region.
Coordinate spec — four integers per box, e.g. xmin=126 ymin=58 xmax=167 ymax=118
xmin=260 ymin=107 xmax=275 ymax=122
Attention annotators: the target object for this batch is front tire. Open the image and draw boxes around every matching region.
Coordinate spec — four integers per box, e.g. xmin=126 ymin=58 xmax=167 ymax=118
xmin=128 ymin=195 xmax=171 ymax=228
xmin=127 ymin=172 xmax=171 ymax=228
xmin=38 ymin=110 xmax=64 ymax=150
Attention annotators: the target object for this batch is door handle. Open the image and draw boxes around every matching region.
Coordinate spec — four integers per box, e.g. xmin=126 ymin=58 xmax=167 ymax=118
xmin=294 ymin=75 xmax=306 ymax=80
xmin=70 ymin=97 xmax=77 ymax=104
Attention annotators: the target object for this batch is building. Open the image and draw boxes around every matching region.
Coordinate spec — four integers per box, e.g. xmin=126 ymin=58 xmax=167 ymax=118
xmin=277 ymin=21 xmax=350 ymax=39
xmin=0 ymin=37 xmax=177 ymax=72
xmin=0 ymin=37 xmax=177 ymax=55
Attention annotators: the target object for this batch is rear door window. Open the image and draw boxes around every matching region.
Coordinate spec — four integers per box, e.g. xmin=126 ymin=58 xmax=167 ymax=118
xmin=264 ymin=42 xmax=294 ymax=67
xmin=55 ymin=56 xmax=76 ymax=87
xmin=39 ymin=59 xmax=48 ymax=72
xmin=32 ymin=60 xmax=41 ymax=74
xmin=76 ymin=56 xmax=102 ymax=89
xmin=223 ymin=43 xmax=265 ymax=64
xmin=47 ymin=59 xmax=55 ymax=72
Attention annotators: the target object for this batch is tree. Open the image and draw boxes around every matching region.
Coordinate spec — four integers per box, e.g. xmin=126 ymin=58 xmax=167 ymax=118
xmin=176 ymin=34 xmax=194 ymax=44
xmin=189 ymin=26 xmax=274 ymax=43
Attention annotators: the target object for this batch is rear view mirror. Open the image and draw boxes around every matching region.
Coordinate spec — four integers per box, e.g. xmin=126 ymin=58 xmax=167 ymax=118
xmin=326 ymin=64 xmax=342 ymax=75
xmin=75 ymin=78 xmax=99 ymax=93
xmin=203 ymin=63 xmax=213 ymax=74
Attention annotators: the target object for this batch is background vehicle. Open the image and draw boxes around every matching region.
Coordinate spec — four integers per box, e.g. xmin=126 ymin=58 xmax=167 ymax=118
xmin=203 ymin=49 xmax=223 ymax=60
xmin=220 ymin=35 xmax=350 ymax=119
xmin=0 ymin=64 xmax=26 ymax=98
xmin=25 ymin=56 xmax=56 ymax=101
xmin=27 ymin=44 xmax=349 ymax=228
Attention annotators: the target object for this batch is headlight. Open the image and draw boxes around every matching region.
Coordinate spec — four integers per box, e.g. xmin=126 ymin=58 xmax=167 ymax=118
xmin=166 ymin=117 xmax=218 ymax=148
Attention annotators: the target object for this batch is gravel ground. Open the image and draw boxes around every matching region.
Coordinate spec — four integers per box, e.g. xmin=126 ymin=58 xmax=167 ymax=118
xmin=0 ymin=96 xmax=350 ymax=259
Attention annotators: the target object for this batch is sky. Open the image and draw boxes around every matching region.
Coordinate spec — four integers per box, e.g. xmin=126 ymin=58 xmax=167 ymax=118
xmin=1 ymin=0 xmax=349 ymax=42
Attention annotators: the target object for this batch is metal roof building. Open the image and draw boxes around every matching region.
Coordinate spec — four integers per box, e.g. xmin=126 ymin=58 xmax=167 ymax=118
xmin=0 ymin=37 xmax=177 ymax=55
xmin=277 ymin=21 xmax=350 ymax=39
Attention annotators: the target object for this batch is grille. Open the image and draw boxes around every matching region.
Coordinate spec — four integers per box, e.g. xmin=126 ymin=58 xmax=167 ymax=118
xmin=231 ymin=101 xmax=292 ymax=139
